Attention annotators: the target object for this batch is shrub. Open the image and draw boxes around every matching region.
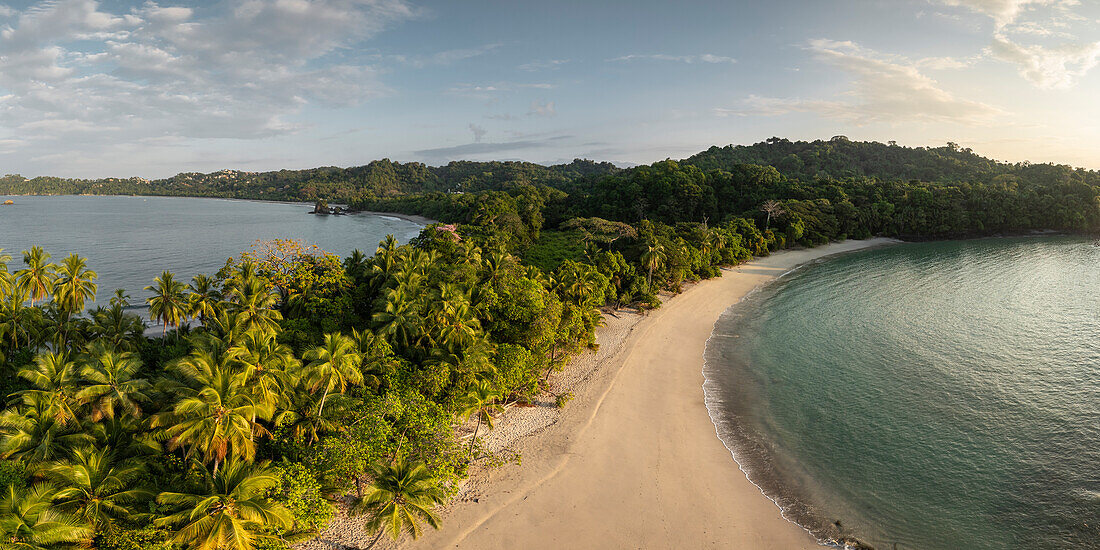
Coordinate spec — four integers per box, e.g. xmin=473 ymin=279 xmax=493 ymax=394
xmin=555 ymin=392 xmax=574 ymax=408
xmin=271 ymin=462 xmax=335 ymax=533
xmin=96 ymin=526 xmax=177 ymax=550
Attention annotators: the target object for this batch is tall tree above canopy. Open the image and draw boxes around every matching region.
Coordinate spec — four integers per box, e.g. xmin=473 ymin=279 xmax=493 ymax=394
xmin=760 ymin=200 xmax=785 ymax=229
xmin=146 ymin=271 xmax=187 ymax=338
xmin=16 ymin=246 xmax=56 ymax=306
xmin=303 ymin=333 xmax=363 ymax=417
xmin=53 ymin=254 xmax=97 ymax=318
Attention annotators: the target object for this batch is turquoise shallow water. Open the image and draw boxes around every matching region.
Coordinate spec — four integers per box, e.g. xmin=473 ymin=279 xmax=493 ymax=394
xmin=704 ymin=237 xmax=1100 ymax=550
xmin=0 ymin=195 xmax=423 ymax=303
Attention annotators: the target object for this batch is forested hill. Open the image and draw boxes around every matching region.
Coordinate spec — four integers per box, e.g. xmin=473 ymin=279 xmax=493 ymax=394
xmin=0 ymin=158 xmax=620 ymax=203
xmin=684 ymin=137 xmax=1100 ymax=187
xmin=4 ymin=138 xmax=1100 ymax=240
xmin=358 ymin=138 xmax=1100 ymax=242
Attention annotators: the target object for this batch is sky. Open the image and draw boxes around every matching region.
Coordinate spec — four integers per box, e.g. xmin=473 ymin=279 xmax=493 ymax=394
xmin=0 ymin=0 xmax=1099 ymax=178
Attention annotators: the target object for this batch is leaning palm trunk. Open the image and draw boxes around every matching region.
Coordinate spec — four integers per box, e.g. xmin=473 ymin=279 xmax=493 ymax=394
xmin=365 ymin=528 xmax=385 ymax=549
xmin=317 ymin=386 xmax=330 ymax=417
xmin=468 ymin=412 xmax=483 ymax=454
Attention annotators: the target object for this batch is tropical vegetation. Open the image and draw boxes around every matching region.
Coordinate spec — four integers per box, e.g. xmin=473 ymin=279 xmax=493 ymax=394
xmin=1 ymin=137 xmax=1098 ymax=548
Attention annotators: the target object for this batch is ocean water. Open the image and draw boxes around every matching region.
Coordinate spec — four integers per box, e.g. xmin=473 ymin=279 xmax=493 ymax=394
xmin=0 ymin=195 xmax=424 ymax=304
xmin=704 ymin=237 xmax=1100 ymax=550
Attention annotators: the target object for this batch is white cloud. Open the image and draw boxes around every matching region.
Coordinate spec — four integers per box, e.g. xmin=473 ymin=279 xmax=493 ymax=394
xmin=918 ymin=55 xmax=978 ymax=69
xmin=0 ymin=0 xmax=417 ymax=156
xmin=940 ymin=0 xmax=1099 ymax=89
xmin=720 ymin=39 xmax=1000 ymax=124
xmin=527 ymin=100 xmax=556 ymax=117
xmin=938 ymin=0 xmax=1066 ymax=28
xmin=989 ymin=33 xmax=1100 ymax=88
xmin=377 ymin=43 xmax=500 ymax=68
xmin=518 ymin=59 xmax=568 ymax=71
xmin=608 ymin=53 xmax=736 ymax=64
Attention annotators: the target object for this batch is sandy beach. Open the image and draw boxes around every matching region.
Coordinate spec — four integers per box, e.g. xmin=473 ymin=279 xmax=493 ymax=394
xmin=353 ymin=210 xmax=435 ymax=226
xmin=409 ymin=238 xmax=900 ymax=549
xmin=302 ymin=238 xmax=898 ymax=550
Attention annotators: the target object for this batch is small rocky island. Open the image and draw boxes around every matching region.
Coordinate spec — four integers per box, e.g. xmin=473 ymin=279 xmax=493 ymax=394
xmin=310 ymin=199 xmax=350 ymax=215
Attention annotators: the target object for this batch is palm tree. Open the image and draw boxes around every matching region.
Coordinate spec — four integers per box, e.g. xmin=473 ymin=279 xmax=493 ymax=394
xmin=41 ymin=447 xmax=152 ymax=528
xmin=350 ymin=459 xmax=444 ymax=548
xmin=76 ymin=347 xmax=151 ymax=421
xmin=760 ymin=199 xmax=785 ymax=229
xmin=481 ymin=250 xmax=512 ymax=283
xmin=52 ymin=254 xmax=97 ymax=319
xmin=0 ymin=286 xmax=35 ymax=354
xmin=89 ymin=415 xmax=160 ymax=463
xmin=640 ymin=242 xmax=666 ymax=289
xmin=373 ymin=287 xmax=422 ymax=350
xmin=187 ymin=274 xmax=223 ymax=325
xmin=272 ymin=369 xmax=347 ymax=445
xmin=344 ymin=249 xmax=369 ymax=282
xmin=351 ymin=328 xmax=389 ymax=391
xmin=16 ymin=246 xmax=56 ymax=306
xmin=227 ymin=328 xmax=298 ymax=408
xmin=153 ymin=353 xmax=271 ymax=473
xmin=0 ymin=264 xmax=13 ymax=301
xmin=88 ymin=304 xmax=145 ymax=352
xmin=429 ymin=285 xmax=482 ymax=353
xmin=38 ymin=304 xmax=80 ymax=352
xmin=303 ymin=333 xmax=362 ymax=417
xmin=108 ymin=289 xmax=130 ymax=308
xmin=203 ymin=309 xmax=248 ymax=346
xmin=0 ymin=483 xmax=92 ymax=549
xmin=455 ymin=378 xmax=503 ymax=455
xmin=0 ymin=393 xmax=94 ymax=463
xmin=370 ymin=235 xmax=401 ymax=287
xmin=146 ymin=271 xmax=187 ymax=338
xmin=225 ymin=274 xmax=282 ymax=336
xmin=156 ymin=458 xmax=293 ymax=550
xmin=16 ymin=352 xmax=81 ymax=426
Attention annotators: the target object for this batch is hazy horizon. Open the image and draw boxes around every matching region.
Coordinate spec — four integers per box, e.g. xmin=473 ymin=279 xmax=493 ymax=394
xmin=2 ymin=0 xmax=1098 ymax=178
xmin=4 ymin=136 xmax=1095 ymax=182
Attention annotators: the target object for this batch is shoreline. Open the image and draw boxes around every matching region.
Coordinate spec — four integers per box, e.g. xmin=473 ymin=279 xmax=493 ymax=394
xmin=700 ymin=239 xmax=903 ymax=549
xmin=359 ymin=238 xmax=898 ymax=550
xmin=351 ymin=209 xmax=436 ymax=226
xmin=0 ymin=193 xmax=439 ymax=226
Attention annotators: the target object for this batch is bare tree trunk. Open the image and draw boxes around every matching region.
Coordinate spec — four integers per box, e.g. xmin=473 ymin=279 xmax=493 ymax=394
xmin=542 ymin=344 xmax=558 ymax=383
xmin=364 ymin=528 xmax=385 ymax=549
xmin=468 ymin=412 xmax=482 ymax=455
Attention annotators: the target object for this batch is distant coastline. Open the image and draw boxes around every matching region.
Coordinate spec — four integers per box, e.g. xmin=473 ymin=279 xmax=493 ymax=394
xmin=0 ymin=192 xmax=437 ymax=227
